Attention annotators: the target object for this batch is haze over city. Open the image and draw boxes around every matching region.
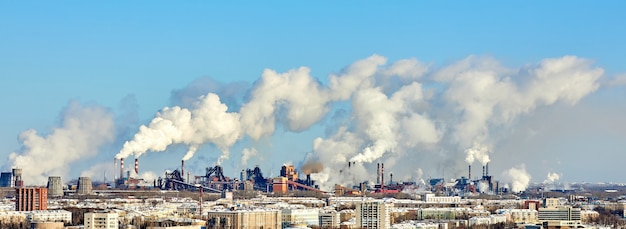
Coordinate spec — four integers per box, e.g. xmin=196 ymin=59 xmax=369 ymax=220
xmin=1 ymin=2 xmax=626 ymax=190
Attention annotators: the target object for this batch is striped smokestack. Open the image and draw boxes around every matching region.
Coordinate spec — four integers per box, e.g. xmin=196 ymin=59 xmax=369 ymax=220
xmin=135 ymin=158 xmax=139 ymax=174
xmin=120 ymin=158 xmax=124 ymax=181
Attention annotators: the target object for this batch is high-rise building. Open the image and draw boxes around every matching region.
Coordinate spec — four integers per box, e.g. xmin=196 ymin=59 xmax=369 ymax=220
xmin=15 ymin=187 xmax=48 ymax=211
xmin=84 ymin=211 xmax=118 ymax=229
xmin=356 ymin=201 xmax=390 ymax=229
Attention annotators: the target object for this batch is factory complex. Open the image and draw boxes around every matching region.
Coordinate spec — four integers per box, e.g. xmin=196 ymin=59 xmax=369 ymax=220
xmin=0 ymin=161 xmax=625 ymax=229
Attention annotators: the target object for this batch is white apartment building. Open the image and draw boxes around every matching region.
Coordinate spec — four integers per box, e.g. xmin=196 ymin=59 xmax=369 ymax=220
xmin=356 ymin=201 xmax=390 ymax=229
xmin=421 ymin=194 xmax=461 ymax=203
xmin=281 ymin=208 xmax=319 ymax=228
xmin=85 ymin=211 xmax=119 ymax=229
xmin=26 ymin=210 xmax=72 ymax=223
xmin=319 ymin=210 xmax=340 ymax=228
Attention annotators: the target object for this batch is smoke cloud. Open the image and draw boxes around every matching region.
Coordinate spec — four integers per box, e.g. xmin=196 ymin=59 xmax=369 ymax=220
xmin=241 ymin=147 xmax=258 ymax=167
xmin=503 ymin=165 xmax=531 ymax=192
xmin=301 ymin=160 xmax=323 ymax=175
xmin=544 ymin=172 xmax=561 ymax=184
xmin=5 ymin=102 xmax=115 ymax=185
xmin=116 ymin=93 xmax=242 ymax=163
xmin=113 ymin=54 xmax=603 ymax=190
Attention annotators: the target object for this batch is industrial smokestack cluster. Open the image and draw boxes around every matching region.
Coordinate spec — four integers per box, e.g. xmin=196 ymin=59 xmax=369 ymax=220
xmin=376 ymin=163 xmax=385 ymax=186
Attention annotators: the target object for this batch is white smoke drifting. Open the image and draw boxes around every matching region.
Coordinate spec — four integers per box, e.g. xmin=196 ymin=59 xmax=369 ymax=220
xmin=116 ymin=93 xmax=241 ymax=164
xmin=464 ymin=143 xmax=491 ymax=165
xmin=6 ymin=102 xmax=115 ymax=185
xmin=503 ymin=165 xmax=531 ymax=193
xmin=544 ymin=172 xmax=561 ymax=184
xmin=113 ymin=54 xmax=603 ymax=190
xmin=241 ymin=147 xmax=258 ymax=167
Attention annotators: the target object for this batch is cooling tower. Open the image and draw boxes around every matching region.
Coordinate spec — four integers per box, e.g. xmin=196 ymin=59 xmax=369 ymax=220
xmin=47 ymin=176 xmax=63 ymax=197
xmin=76 ymin=177 xmax=92 ymax=195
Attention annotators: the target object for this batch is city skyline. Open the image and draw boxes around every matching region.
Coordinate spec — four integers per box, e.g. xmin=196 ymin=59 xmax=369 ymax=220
xmin=1 ymin=2 xmax=626 ymax=188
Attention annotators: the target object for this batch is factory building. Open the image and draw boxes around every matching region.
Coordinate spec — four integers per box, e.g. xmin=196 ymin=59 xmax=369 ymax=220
xmin=16 ymin=187 xmax=48 ymax=211
xmin=0 ymin=172 xmax=13 ymax=187
xmin=84 ymin=211 xmax=119 ymax=229
xmin=206 ymin=209 xmax=281 ymax=229
xmin=356 ymin=201 xmax=390 ymax=229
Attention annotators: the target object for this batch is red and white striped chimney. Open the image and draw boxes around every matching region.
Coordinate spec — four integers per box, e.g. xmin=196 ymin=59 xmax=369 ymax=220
xmin=135 ymin=158 xmax=139 ymax=174
xmin=120 ymin=158 xmax=125 ymax=181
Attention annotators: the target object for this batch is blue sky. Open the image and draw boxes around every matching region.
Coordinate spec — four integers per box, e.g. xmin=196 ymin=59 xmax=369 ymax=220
xmin=1 ymin=2 xmax=625 ymax=187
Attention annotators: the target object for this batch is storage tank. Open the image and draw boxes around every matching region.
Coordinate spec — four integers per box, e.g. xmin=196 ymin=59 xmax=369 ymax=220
xmin=47 ymin=176 xmax=63 ymax=197
xmin=76 ymin=177 xmax=92 ymax=195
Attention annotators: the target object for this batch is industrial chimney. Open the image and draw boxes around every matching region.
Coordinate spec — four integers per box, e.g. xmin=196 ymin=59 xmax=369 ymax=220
xmin=468 ymin=165 xmax=471 ymax=180
xmin=377 ymin=163 xmax=381 ymax=185
xmin=482 ymin=165 xmax=485 ymax=177
xmin=120 ymin=158 xmax=124 ymax=182
xmin=380 ymin=163 xmax=385 ymax=187
xmin=134 ymin=158 xmax=139 ymax=174
xmin=181 ymin=160 xmax=185 ymax=179
xmin=486 ymin=163 xmax=489 ymax=176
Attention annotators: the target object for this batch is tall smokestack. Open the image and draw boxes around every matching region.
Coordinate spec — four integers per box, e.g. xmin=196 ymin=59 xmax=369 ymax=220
xmin=120 ymin=158 xmax=124 ymax=182
xmin=468 ymin=165 xmax=471 ymax=180
xmin=181 ymin=160 xmax=185 ymax=179
xmin=482 ymin=165 xmax=485 ymax=177
xmin=380 ymin=163 xmax=385 ymax=187
xmin=390 ymin=173 xmax=393 ymax=184
xmin=134 ymin=158 xmax=139 ymax=174
xmin=377 ymin=163 xmax=381 ymax=185
xmin=486 ymin=163 xmax=489 ymax=176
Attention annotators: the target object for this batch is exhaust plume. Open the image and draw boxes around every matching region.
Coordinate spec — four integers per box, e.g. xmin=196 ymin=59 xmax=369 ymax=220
xmin=544 ymin=172 xmax=561 ymax=183
xmin=4 ymin=102 xmax=115 ymax=185
xmin=301 ymin=160 xmax=323 ymax=175
xmin=241 ymin=147 xmax=258 ymax=167
xmin=503 ymin=164 xmax=531 ymax=193
xmin=464 ymin=143 xmax=491 ymax=165
xmin=116 ymin=93 xmax=241 ymax=163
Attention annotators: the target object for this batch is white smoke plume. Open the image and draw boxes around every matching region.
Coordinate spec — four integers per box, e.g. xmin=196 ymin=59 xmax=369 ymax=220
xmin=116 ymin=93 xmax=241 ymax=163
xmin=503 ymin=165 xmax=531 ymax=193
xmin=240 ymin=67 xmax=331 ymax=140
xmin=241 ymin=147 xmax=258 ymax=167
xmin=6 ymin=102 xmax=115 ymax=185
xmin=464 ymin=142 xmax=491 ymax=165
xmin=114 ymin=54 xmax=603 ymax=190
xmin=544 ymin=172 xmax=561 ymax=184
xmin=436 ymin=56 xmax=602 ymax=169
